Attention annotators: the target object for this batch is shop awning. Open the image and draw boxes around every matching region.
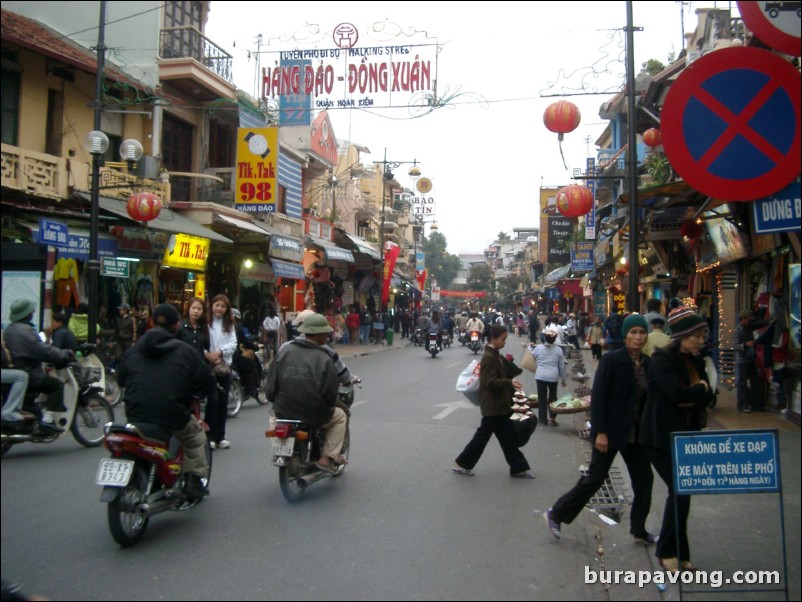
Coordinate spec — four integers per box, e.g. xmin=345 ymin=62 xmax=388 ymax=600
xmin=557 ymin=279 xmax=584 ymax=297
xmin=342 ymin=232 xmax=381 ymax=260
xmin=91 ymin=194 xmax=232 ymax=244
xmin=306 ymin=236 xmax=354 ymax=263
xmin=213 ymin=213 xmax=270 ymax=236
xmin=270 ymin=258 xmax=305 ymax=280
xmin=544 ymin=264 xmax=571 ymax=285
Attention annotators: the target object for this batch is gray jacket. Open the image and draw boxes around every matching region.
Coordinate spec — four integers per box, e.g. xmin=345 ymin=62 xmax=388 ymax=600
xmin=4 ymin=321 xmax=72 ymax=386
xmin=267 ymin=338 xmax=339 ymax=426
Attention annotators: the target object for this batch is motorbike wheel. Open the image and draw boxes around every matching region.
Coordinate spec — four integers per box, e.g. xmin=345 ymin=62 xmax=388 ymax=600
xmin=71 ymin=393 xmax=114 ymax=447
xmin=227 ymin=380 xmax=243 ymax=418
xmin=278 ymin=457 xmax=306 ymax=502
xmin=108 ymin=464 xmax=150 ymax=547
xmin=105 ymin=374 xmax=123 ymax=407
xmin=1 ymin=441 xmax=11 ymax=456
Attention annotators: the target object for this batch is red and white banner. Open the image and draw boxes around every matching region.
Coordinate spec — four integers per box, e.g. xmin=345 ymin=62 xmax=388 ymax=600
xmin=381 ymin=241 xmax=400 ymax=305
xmin=439 ymin=290 xmax=488 ymax=298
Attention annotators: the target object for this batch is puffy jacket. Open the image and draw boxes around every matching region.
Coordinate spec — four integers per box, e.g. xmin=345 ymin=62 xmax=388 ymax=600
xmin=68 ymin=313 xmax=99 ymax=343
xmin=267 ymin=338 xmax=338 ymax=426
xmin=4 ymin=321 xmax=72 ymax=387
xmin=117 ymin=327 xmax=216 ymax=430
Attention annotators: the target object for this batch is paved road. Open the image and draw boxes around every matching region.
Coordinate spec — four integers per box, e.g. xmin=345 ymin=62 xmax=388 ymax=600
xmin=2 ymin=341 xmax=799 ymax=600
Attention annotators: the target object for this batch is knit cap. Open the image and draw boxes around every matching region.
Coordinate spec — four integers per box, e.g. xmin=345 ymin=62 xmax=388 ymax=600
xmin=622 ymin=313 xmax=648 ymax=337
xmin=668 ymin=306 xmax=706 ymax=339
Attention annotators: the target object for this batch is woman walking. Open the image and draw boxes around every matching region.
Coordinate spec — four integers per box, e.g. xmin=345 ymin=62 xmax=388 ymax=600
xmin=453 ymin=324 xmax=535 ymax=479
xmin=204 ymin=294 xmax=238 ymax=450
xmin=640 ymin=307 xmax=713 ymax=573
xmin=175 ymin=297 xmax=209 ymax=357
xmin=529 ymin=325 xmax=567 ymax=427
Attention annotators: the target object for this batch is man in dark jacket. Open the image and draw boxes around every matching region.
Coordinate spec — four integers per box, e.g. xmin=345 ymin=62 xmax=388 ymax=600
xmin=267 ymin=313 xmax=346 ymax=473
xmin=544 ymin=314 xmax=655 ymax=543
xmin=50 ymin=312 xmax=78 ymax=352
xmin=117 ymin=303 xmax=217 ymax=499
xmin=4 ymin=299 xmax=73 ymax=432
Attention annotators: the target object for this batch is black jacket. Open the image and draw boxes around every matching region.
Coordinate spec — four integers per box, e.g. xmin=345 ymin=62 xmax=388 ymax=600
xmin=639 ymin=345 xmax=711 ymax=452
xmin=174 ymin=319 xmax=209 ymax=356
xmin=590 ymin=346 xmax=649 ymax=450
xmin=118 ymin=326 xmax=216 ymax=430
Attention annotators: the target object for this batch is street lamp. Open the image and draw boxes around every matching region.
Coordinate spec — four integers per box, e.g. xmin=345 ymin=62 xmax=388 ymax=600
xmin=378 ymin=148 xmax=421 ymax=312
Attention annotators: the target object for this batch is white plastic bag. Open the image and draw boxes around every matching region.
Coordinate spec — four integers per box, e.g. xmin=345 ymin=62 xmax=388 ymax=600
xmin=456 ymin=360 xmax=481 ymax=405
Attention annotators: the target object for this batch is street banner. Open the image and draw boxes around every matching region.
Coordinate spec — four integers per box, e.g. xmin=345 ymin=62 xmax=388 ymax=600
xmin=416 ymin=269 xmax=427 ymax=292
xmin=382 ymin=241 xmax=400 ymax=304
xmin=236 ymin=127 xmax=279 ymax=213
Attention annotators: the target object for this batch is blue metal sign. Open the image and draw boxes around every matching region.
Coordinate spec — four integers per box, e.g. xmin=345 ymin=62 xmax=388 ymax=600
xmin=672 ymin=429 xmax=781 ymax=495
xmin=752 ymin=177 xmax=801 ymax=235
xmin=571 ymin=241 xmax=594 ymax=272
xmin=546 ymin=288 xmax=560 ymax=300
xmin=38 ymin=219 xmax=69 ymax=248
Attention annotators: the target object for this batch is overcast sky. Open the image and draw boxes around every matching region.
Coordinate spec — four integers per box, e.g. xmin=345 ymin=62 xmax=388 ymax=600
xmin=206 ymin=1 xmax=732 ymax=254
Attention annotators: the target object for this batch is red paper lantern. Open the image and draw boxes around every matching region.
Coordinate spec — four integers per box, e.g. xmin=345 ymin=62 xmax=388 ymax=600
xmin=643 ymin=128 xmax=662 ymax=148
xmin=126 ymin=192 xmax=162 ymax=223
xmin=556 ymin=185 xmax=594 ymax=218
xmin=543 ymin=100 xmax=581 ymax=140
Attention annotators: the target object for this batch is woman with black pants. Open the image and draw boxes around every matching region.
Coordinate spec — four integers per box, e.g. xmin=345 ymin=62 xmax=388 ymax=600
xmin=453 ymin=324 xmax=534 ymax=479
xmin=640 ymin=307 xmax=713 ymax=573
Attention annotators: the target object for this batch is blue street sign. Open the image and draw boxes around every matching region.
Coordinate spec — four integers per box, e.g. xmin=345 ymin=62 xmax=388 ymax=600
xmin=752 ymin=177 xmax=801 ymax=235
xmin=38 ymin=219 xmax=69 ymax=248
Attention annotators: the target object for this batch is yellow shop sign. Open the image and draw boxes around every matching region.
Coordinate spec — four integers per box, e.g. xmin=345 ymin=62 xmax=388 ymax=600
xmin=163 ymin=234 xmax=210 ymax=271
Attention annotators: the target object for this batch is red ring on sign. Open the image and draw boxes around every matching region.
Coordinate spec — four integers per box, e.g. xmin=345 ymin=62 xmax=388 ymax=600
xmin=662 ymin=47 xmax=801 ymax=201
xmin=737 ymin=1 xmax=801 ymax=57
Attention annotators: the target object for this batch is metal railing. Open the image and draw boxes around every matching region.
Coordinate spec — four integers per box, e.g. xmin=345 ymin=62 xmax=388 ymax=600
xmin=159 ymin=26 xmax=233 ymax=83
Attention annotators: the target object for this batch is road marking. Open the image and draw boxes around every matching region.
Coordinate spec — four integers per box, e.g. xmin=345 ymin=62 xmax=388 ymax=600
xmin=352 ymin=400 xmax=368 ymax=408
xmin=446 ymin=362 xmax=463 ymax=368
xmin=433 ymin=399 xmax=476 ymax=420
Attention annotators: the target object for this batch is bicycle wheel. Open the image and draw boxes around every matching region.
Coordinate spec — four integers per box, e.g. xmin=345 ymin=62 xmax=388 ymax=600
xmin=71 ymin=393 xmax=114 ymax=447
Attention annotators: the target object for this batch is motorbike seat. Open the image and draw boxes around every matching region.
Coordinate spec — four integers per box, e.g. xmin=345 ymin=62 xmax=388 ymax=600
xmin=107 ymin=422 xmax=171 ymax=446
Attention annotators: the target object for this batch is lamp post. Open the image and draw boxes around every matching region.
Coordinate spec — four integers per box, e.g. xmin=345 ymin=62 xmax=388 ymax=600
xmin=378 ymin=148 xmax=420 ymax=312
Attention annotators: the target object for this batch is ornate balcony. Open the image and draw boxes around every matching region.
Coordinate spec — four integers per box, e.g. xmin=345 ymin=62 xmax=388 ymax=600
xmin=158 ymin=26 xmax=236 ymax=100
xmin=1 ymin=143 xmax=68 ymax=200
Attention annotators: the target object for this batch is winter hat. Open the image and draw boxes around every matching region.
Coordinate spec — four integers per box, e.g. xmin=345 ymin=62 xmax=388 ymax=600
xmin=622 ymin=313 xmax=648 ymax=337
xmin=668 ymin=307 xmax=706 ymax=340
xmin=152 ymin=303 xmax=180 ymax=328
xmin=9 ymin=299 xmax=36 ymax=322
xmin=297 ymin=313 xmax=333 ymax=334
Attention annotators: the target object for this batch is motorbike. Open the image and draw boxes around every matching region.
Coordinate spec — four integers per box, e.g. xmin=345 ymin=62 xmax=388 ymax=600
xmin=226 ymin=344 xmax=271 ymax=418
xmin=468 ymin=330 xmax=482 ymax=355
xmin=1 ymin=343 xmax=115 ymax=456
xmin=458 ymin=328 xmax=468 ymax=346
xmin=266 ymin=380 xmax=359 ymax=502
xmin=97 ymin=399 xmax=212 ymax=547
xmin=411 ymin=328 xmax=425 ymax=347
xmin=427 ymin=331 xmax=442 ymax=358
xmin=80 ymin=349 xmax=122 ymax=406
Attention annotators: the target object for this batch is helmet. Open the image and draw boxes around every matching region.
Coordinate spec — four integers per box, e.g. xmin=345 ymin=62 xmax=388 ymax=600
xmin=292 ymin=309 xmax=316 ymax=326
xmin=297 ymin=313 xmax=333 ymax=334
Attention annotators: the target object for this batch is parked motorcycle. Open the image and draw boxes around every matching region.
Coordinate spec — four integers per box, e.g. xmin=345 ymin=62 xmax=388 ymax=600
xmin=1 ymin=343 xmax=115 ymax=456
xmin=97 ymin=399 xmax=212 ymax=547
xmin=79 ymin=349 xmax=122 ymax=406
xmin=266 ymin=381 xmax=359 ymax=502
xmin=468 ymin=330 xmax=482 ymax=355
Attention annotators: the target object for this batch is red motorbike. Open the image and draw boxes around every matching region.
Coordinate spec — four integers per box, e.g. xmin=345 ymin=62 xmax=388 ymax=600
xmin=96 ymin=400 xmax=211 ymax=547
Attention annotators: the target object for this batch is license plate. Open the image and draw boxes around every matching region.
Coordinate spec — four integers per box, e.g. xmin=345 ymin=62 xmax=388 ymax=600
xmin=96 ymin=458 xmax=134 ymax=487
xmin=271 ymin=437 xmax=295 ymax=457
xmin=471 ymin=335 xmax=478 ymax=341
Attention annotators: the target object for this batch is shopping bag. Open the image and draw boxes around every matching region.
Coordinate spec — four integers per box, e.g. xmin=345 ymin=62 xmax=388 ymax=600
xmin=521 ymin=349 xmax=537 ymax=373
xmin=455 ymin=360 xmax=481 ymax=405
xmin=512 ymin=415 xmax=538 ymax=447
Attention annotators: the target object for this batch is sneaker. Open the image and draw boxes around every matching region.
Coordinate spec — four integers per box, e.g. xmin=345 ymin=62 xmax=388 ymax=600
xmin=184 ymin=474 xmax=210 ymax=500
xmin=38 ymin=420 xmax=64 ymax=434
xmin=511 ymin=470 xmax=536 ymax=479
xmin=217 ymin=439 xmax=231 ymax=449
xmin=543 ymin=509 xmax=561 ymax=539
xmin=633 ymin=533 xmax=658 ymax=545
xmin=209 ymin=441 xmax=216 ymax=450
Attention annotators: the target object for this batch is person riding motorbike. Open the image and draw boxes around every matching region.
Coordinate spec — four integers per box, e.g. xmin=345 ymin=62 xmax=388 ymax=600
xmin=465 ymin=313 xmax=485 ymax=341
xmin=427 ymin=311 xmax=444 ymax=347
xmin=116 ymin=303 xmax=217 ymax=500
xmin=267 ymin=313 xmax=347 ymax=473
xmin=231 ymin=308 xmax=263 ymax=402
xmin=3 ymin=298 xmax=73 ymax=432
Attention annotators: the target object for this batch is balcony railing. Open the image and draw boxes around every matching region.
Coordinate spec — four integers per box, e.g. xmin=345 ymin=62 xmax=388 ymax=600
xmin=159 ymin=26 xmax=233 ymax=83
xmin=1 ymin=143 xmax=68 ymax=200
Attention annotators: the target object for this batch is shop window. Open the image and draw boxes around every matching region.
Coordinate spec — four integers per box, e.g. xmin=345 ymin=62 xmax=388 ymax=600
xmin=1 ymin=67 xmax=20 ymax=146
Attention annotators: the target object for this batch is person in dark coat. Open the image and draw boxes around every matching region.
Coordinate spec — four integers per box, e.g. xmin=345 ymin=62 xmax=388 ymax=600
xmin=639 ymin=307 xmax=713 ymax=574
xmin=50 ymin=312 xmax=78 ymax=352
xmin=117 ymin=303 xmax=217 ymax=499
xmin=4 ymin=299 xmax=73 ymax=432
xmin=453 ymin=324 xmax=534 ymax=479
xmin=544 ymin=314 xmax=655 ymax=542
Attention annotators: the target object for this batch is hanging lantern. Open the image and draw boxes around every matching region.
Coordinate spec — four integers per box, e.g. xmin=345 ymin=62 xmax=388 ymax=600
xmin=126 ymin=192 xmax=162 ymax=223
xmin=543 ymin=100 xmax=581 ymax=140
xmin=556 ymin=184 xmax=594 ymax=218
xmin=643 ymin=128 xmax=662 ymax=148
xmin=680 ymin=219 xmax=703 ymax=239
